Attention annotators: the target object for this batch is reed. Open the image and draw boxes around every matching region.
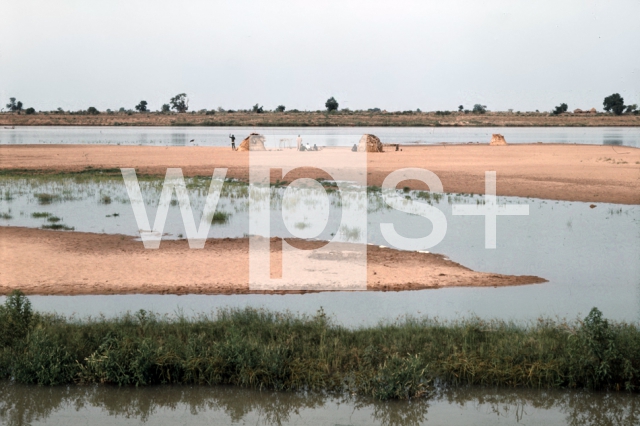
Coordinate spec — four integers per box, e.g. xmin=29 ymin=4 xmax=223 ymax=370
xmin=0 ymin=291 xmax=638 ymax=399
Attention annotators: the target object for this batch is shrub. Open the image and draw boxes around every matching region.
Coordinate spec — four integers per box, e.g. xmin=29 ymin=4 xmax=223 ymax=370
xmin=0 ymin=291 xmax=33 ymax=348
xmin=472 ymin=104 xmax=487 ymax=114
xmin=87 ymin=106 xmax=99 ymax=115
xmin=553 ymin=103 xmax=568 ymax=115
xmin=25 ymin=107 xmax=36 ymax=115
xmin=275 ymin=105 xmax=286 ymax=112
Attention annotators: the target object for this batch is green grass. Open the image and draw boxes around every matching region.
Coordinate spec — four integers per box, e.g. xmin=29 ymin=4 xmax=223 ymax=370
xmin=0 ymin=212 xmax=12 ymax=220
xmin=210 ymin=211 xmax=230 ymax=223
xmin=31 ymin=212 xmax=52 ymax=218
xmin=34 ymin=193 xmax=60 ymax=205
xmin=0 ymin=292 xmax=638 ymax=398
xmin=46 ymin=216 xmax=61 ymax=223
xmin=41 ymin=224 xmax=74 ymax=231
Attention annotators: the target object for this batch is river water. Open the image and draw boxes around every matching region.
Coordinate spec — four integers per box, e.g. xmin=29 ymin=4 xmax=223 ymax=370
xmin=1 ymin=127 xmax=639 ymax=424
xmin=1 ymin=126 xmax=639 ymax=147
xmin=1 ymin=176 xmax=638 ymax=325
xmin=0 ymin=382 xmax=637 ymax=426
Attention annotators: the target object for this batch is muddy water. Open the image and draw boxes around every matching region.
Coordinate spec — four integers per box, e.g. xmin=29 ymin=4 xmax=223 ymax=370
xmin=0 ymin=381 xmax=637 ymax=426
xmin=1 ymin=176 xmax=638 ymax=324
xmin=1 ymin=126 xmax=639 ymax=147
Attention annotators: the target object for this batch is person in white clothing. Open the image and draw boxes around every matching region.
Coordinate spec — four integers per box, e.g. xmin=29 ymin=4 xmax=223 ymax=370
xmin=296 ymin=135 xmax=302 ymax=151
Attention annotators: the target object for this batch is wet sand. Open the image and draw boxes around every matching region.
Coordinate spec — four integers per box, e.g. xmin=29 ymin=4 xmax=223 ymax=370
xmin=1 ymin=144 xmax=639 ymax=204
xmin=0 ymin=227 xmax=545 ymax=296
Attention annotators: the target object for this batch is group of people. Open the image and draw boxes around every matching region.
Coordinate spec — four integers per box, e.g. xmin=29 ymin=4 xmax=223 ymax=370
xmin=296 ymin=135 xmax=318 ymax=151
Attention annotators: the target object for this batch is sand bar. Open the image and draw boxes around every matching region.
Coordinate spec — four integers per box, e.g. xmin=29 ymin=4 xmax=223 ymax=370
xmin=1 ymin=144 xmax=639 ymax=204
xmin=0 ymin=227 xmax=545 ymax=296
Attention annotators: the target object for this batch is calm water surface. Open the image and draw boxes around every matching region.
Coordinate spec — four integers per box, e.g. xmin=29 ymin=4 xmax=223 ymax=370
xmin=1 ymin=126 xmax=639 ymax=147
xmin=1 ymin=382 xmax=637 ymax=426
xmin=1 ymin=176 xmax=638 ymax=325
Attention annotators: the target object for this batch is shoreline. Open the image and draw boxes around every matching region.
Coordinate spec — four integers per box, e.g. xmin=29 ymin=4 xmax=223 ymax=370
xmin=2 ymin=112 xmax=640 ymax=127
xmin=0 ymin=226 xmax=545 ymax=296
xmin=2 ymin=143 xmax=639 ymax=204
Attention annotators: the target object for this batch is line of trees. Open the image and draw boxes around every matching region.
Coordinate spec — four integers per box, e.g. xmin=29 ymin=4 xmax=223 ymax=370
xmin=4 ymin=93 xmax=639 ymax=116
xmin=552 ymin=94 xmax=637 ymax=116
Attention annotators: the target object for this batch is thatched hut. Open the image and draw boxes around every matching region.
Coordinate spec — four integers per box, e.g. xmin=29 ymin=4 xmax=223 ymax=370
xmin=589 ymin=108 xmax=597 ymax=113
xmin=489 ymin=134 xmax=508 ymax=146
xmin=357 ymin=134 xmax=383 ymax=152
xmin=573 ymin=108 xmax=584 ymax=114
xmin=237 ymin=133 xmax=267 ymax=151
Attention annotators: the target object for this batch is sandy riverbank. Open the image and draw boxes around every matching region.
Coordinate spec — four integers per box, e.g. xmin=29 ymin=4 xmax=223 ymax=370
xmin=1 ymin=144 xmax=639 ymax=204
xmin=0 ymin=227 xmax=544 ymax=295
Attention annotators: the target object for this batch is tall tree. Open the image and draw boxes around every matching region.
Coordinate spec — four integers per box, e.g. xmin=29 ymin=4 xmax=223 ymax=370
xmin=170 ymin=93 xmax=189 ymax=113
xmin=6 ymin=98 xmax=23 ymax=113
xmin=472 ymin=104 xmax=487 ymax=114
xmin=135 ymin=100 xmax=148 ymax=112
xmin=325 ymin=97 xmax=339 ymax=112
xmin=603 ymin=93 xmax=625 ymax=115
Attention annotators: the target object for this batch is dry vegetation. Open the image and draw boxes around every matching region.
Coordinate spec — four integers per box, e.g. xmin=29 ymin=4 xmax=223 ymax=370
xmin=2 ymin=111 xmax=639 ymax=127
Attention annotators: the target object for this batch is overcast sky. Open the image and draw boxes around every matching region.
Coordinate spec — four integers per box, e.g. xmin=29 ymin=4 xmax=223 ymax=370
xmin=2 ymin=0 xmax=639 ymax=112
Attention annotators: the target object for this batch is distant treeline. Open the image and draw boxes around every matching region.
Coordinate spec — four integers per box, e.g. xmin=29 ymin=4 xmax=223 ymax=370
xmin=3 ymin=93 xmax=638 ymax=116
xmin=1 ymin=291 xmax=638 ymax=399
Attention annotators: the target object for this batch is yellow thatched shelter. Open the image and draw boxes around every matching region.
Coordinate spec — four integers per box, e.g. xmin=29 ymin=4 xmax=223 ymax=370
xmin=237 ymin=133 xmax=267 ymax=151
xmin=357 ymin=134 xmax=383 ymax=152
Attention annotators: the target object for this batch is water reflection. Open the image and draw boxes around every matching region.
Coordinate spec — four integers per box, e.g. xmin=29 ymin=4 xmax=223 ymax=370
xmin=0 ymin=382 xmax=637 ymax=426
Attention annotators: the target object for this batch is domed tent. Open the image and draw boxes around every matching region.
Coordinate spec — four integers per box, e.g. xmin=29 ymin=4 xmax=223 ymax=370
xmin=357 ymin=134 xmax=383 ymax=152
xmin=237 ymin=133 xmax=267 ymax=151
xmin=489 ymin=134 xmax=508 ymax=146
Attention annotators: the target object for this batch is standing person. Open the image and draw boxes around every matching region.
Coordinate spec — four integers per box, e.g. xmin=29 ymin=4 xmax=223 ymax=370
xmin=229 ymin=134 xmax=236 ymax=150
xmin=296 ymin=135 xmax=302 ymax=151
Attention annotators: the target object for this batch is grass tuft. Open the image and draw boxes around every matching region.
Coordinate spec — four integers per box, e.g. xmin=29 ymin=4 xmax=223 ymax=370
xmin=31 ymin=212 xmax=51 ymax=218
xmin=34 ymin=193 xmax=60 ymax=205
xmin=41 ymin=224 xmax=74 ymax=231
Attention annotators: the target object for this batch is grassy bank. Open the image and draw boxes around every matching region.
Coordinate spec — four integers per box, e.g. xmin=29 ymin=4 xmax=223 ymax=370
xmin=2 ymin=111 xmax=640 ymax=127
xmin=1 ymin=292 xmax=638 ymax=399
